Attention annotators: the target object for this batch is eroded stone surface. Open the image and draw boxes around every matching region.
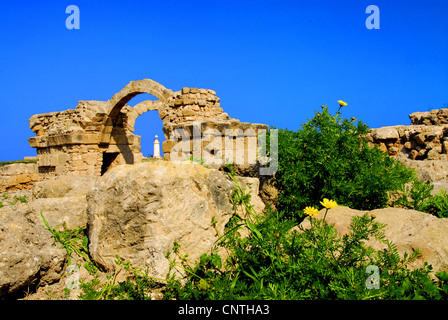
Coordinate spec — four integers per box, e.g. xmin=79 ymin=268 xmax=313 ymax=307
xmin=299 ymin=206 xmax=448 ymax=273
xmin=87 ymin=161 xmax=236 ymax=278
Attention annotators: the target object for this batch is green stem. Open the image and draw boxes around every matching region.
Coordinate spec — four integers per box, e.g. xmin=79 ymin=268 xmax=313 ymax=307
xmin=323 ymin=208 xmax=329 ymax=223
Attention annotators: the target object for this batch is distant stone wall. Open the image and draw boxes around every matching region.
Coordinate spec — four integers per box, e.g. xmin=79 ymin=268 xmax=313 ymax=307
xmin=367 ymin=108 xmax=448 ymax=161
xmin=409 ymin=108 xmax=448 ymax=125
xmin=0 ymin=163 xmax=39 ymax=192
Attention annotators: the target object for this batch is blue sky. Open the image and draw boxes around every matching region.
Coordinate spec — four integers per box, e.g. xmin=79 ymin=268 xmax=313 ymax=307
xmin=0 ymin=0 xmax=447 ymax=160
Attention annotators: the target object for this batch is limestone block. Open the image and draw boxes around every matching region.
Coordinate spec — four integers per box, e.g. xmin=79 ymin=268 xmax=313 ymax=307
xmin=299 ymin=206 xmax=448 ymax=273
xmin=372 ymin=127 xmax=399 ymax=140
xmin=87 ymin=162 xmax=234 ymax=278
xmin=410 ymin=149 xmax=419 ymax=160
xmin=0 ymin=205 xmax=67 ymax=297
xmin=427 ymin=146 xmax=443 ymax=160
xmin=378 ymin=143 xmax=388 ymax=153
xmin=109 ymin=134 xmax=140 ymax=145
xmin=414 ymin=133 xmax=426 ymax=145
xmin=57 ymin=153 xmax=69 ymax=166
xmin=182 ymin=109 xmax=196 ymax=117
xmin=15 ymin=174 xmax=32 ymax=184
xmin=418 ymin=149 xmax=427 ymax=157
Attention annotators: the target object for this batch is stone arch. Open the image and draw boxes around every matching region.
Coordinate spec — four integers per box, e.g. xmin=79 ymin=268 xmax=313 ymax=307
xmin=99 ymin=79 xmax=173 ymax=145
xmin=98 ymin=79 xmax=173 ymax=174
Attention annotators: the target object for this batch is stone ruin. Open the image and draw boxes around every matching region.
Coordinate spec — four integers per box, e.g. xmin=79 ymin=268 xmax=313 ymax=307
xmin=20 ymin=77 xmax=448 ymax=187
xmin=367 ymin=108 xmax=448 ymax=161
xmin=27 ymin=79 xmax=268 ymax=178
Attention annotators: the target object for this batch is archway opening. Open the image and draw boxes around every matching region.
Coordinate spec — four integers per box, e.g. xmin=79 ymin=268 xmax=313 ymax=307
xmin=101 ymin=152 xmax=119 ymax=175
xmin=129 ymin=94 xmax=165 ymax=159
xmin=134 ymin=111 xmax=165 ymax=159
xmin=99 ymin=92 xmax=166 ymax=175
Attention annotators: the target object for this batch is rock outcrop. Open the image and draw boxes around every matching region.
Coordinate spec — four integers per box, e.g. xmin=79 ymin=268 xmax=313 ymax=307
xmin=0 ymin=204 xmax=67 ymax=297
xmin=0 ymin=163 xmax=39 ymax=193
xmin=24 ymin=175 xmax=97 ymax=231
xmin=367 ymin=108 xmax=448 ymax=161
xmin=87 ymin=161 xmax=239 ymax=278
xmin=300 ymin=206 xmax=448 ymax=273
xmin=0 ymin=159 xmax=266 ymax=298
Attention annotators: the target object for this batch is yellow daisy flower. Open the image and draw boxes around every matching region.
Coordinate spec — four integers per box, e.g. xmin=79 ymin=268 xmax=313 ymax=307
xmin=303 ymin=206 xmax=319 ymax=217
xmin=337 ymin=100 xmax=348 ymax=107
xmin=320 ymin=198 xmax=338 ymax=209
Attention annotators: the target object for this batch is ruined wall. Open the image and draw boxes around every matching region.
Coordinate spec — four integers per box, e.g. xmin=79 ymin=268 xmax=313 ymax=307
xmin=159 ymin=87 xmax=267 ymax=167
xmin=27 ymin=79 xmax=269 ymax=178
xmin=409 ymin=108 xmax=448 ymax=125
xmin=0 ymin=163 xmax=39 ymax=192
xmin=28 ymin=100 xmax=112 ymax=177
xmin=162 ymin=120 xmax=268 ymax=167
xmin=161 ymin=87 xmax=228 ymax=124
xmin=367 ymin=108 xmax=448 ymax=160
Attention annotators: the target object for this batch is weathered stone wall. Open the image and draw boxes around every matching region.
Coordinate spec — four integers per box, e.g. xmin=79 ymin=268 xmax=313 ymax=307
xmin=160 ymin=87 xmax=268 ymax=166
xmin=27 ymin=79 xmax=269 ymax=178
xmin=367 ymin=108 xmax=448 ymax=161
xmin=409 ymin=108 xmax=448 ymax=125
xmin=0 ymin=163 xmax=39 ymax=192
xmin=28 ymin=101 xmax=110 ymax=177
xmin=161 ymin=87 xmax=229 ymax=124
xmin=162 ymin=120 xmax=267 ymax=168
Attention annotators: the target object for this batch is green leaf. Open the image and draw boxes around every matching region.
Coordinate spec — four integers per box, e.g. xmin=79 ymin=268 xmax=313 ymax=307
xmin=246 ymin=219 xmax=263 ymax=240
xmin=436 ymin=271 xmax=448 ymax=282
xmin=211 ymin=254 xmax=222 ymax=269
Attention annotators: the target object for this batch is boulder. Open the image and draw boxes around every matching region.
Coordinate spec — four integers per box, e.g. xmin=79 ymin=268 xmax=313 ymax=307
xmin=299 ymin=206 xmax=448 ymax=273
xmin=0 ymin=205 xmax=67 ymax=297
xmin=400 ymin=159 xmax=448 ymax=182
xmin=24 ymin=175 xmax=98 ymax=230
xmin=372 ymin=127 xmax=399 ymax=140
xmin=26 ymin=195 xmax=88 ymax=230
xmin=31 ymin=175 xmax=98 ymax=199
xmin=87 ymin=161 xmax=237 ymax=278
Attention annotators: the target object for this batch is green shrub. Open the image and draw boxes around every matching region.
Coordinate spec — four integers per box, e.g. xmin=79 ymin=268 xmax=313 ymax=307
xmin=41 ymin=212 xmax=90 ymax=265
xmin=272 ymin=104 xmax=414 ymax=219
xmin=0 ymin=159 xmax=37 ymax=167
xmin=392 ymin=180 xmax=448 ymax=218
xmin=162 ymin=174 xmax=448 ymax=300
xmin=79 ymin=256 xmax=164 ymax=300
